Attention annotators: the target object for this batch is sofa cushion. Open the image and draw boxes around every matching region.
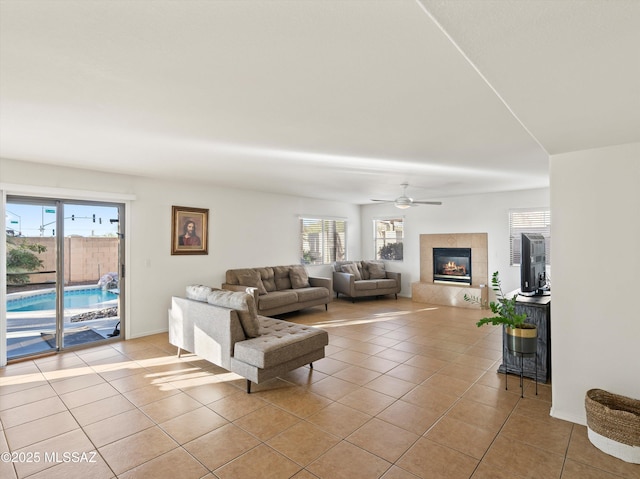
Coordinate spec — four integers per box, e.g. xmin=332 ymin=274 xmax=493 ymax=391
xmin=289 ymin=265 xmax=310 ymax=289
xmin=354 ymin=280 xmax=378 ymax=291
xmin=258 ymin=290 xmax=298 ymax=311
xmin=376 ymin=279 xmax=397 ymax=289
xmin=207 ymin=289 xmax=260 ymax=338
xmin=185 ymin=284 xmax=213 ymax=302
xmin=341 ymin=263 xmax=362 ymax=280
xmin=256 ymin=267 xmax=276 ymax=292
xmin=234 ymin=268 xmax=267 ymax=295
xmin=294 ymin=287 xmax=329 ymax=303
xmin=274 ymin=266 xmax=292 ymax=290
xmin=365 ymin=261 xmax=387 ymax=279
xmin=233 ymin=317 xmax=329 ymax=369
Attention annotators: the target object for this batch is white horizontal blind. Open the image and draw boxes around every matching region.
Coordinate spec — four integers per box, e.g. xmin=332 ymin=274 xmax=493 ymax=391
xmin=300 ymin=217 xmax=346 ymax=265
xmin=374 ymin=218 xmax=404 ymax=260
xmin=509 ymin=209 xmax=551 ymax=265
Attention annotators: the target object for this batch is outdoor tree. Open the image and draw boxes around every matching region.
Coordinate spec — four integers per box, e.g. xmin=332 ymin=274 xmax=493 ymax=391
xmin=6 ymin=236 xmax=47 ymax=285
xmin=378 ymin=242 xmax=403 ymax=261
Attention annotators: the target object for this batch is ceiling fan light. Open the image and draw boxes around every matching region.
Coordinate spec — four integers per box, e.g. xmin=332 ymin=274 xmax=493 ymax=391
xmin=395 ymin=203 xmax=411 ymax=209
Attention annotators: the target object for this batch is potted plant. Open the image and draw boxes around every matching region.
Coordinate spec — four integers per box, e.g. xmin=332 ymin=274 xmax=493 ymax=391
xmin=464 ymin=271 xmax=537 ymax=354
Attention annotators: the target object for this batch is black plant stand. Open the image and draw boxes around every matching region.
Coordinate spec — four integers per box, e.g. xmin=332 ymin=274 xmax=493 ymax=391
xmin=506 ymin=350 xmax=538 ymax=398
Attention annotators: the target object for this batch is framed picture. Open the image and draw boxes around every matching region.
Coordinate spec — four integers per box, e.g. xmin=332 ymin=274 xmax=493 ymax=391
xmin=171 ymin=206 xmax=209 ymax=255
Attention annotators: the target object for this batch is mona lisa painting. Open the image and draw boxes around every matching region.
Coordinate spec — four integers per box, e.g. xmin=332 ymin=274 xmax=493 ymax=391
xmin=171 ymin=206 xmax=209 ymax=255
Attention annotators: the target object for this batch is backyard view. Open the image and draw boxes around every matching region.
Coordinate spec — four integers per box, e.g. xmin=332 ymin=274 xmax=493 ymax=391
xmin=5 ymin=201 xmax=122 ymax=360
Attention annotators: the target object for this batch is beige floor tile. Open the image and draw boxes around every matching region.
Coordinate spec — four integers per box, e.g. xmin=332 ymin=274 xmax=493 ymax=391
xmin=348 ymin=417 xmax=419 ymax=463
xmin=48 ymin=371 xmax=105 ymax=394
xmin=268 ymin=421 xmax=340 ymax=466
xmin=118 ymin=446 xmax=209 ymax=479
xmin=4 ymin=410 xmax=79 ymax=450
xmin=445 ymin=398 xmax=510 ymax=433
xmin=184 ymin=423 xmax=261 ymax=471
xmin=13 ymin=428 xmax=95 ymax=478
xmin=0 ymin=396 xmax=67 ymax=428
xmin=311 ymin=357 xmax=351 ymax=376
xmin=482 ymin=435 xmax=565 ymax=479
xmin=0 ymin=383 xmax=57 ymax=411
xmin=377 ymin=399 xmax=443 ymax=436
xmin=207 ymin=390 xmax=267 ymax=421
xmin=122 ymin=382 xmax=180 ymax=407
xmin=400 ymin=384 xmax=459 ymax=416
xmin=425 ymin=416 xmax=497 ymax=460
xmin=215 ymin=444 xmax=301 ymax=479
xmin=462 ymin=383 xmax=521 ymax=411
xmin=182 ymin=379 xmax=239 ymax=404
xmin=306 ymin=402 xmax=372 ymax=438
xmin=307 ymin=441 xmax=392 ymax=479
xmin=160 ymin=406 xmax=229 ymax=444
xmin=139 ymin=391 xmax=202 ymax=423
xmin=234 ymin=404 xmax=300 ymax=441
xmin=397 ymin=437 xmax=478 ymax=479
xmin=470 ymin=462 xmax=527 ymax=479
xmin=500 ymin=412 xmax=572 ymax=455
xmin=385 ymin=363 xmax=435 ymax=384
xmin=337 ymin=387 xmax=396 ymax=416
xmin=381 ymin=465 xmax=422 ymax=478
xmin=69 ymin=393 xmax=136 ymax=426
xmin=84 ymin=408 xmax=154 ymax=447
xmin=307 ymin=375 xmax=360 ymax=401
xmin=364 ymin=374 xmax=416 ymax=398
xmin=25 ymin=452 xmax=113 ymax=479
xmin=374 ymin=348 xmax=415 ymax=363
xmin=98 ymin=426 xmax=178 ymax=475
xmin=332 ymin=365 xmax=381 ymax=385
xmin=260 ymin=386 xmax=332 ymax=419
xmin=361 ymin=355 xmax=400 ymax=374
xmin=58 ymin=381 xmax=120 ymax=409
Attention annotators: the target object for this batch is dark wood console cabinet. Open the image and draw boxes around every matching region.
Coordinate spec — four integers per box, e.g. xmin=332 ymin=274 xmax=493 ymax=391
xmin=498 ymin=292 xmax=551 ymax=383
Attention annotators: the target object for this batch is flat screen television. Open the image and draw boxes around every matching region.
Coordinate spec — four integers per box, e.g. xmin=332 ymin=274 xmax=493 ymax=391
xmin=520 ymin=233 xmax=548 ymax=296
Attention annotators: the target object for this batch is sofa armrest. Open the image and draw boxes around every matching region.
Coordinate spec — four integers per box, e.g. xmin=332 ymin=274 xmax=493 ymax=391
xmin=332 ymin=271 xmax=355 ymax=296
xmin=221 ymin=283 xmax=260 ymax=303
xmin=309 ymin=276 xmax=332 ymax=292
xmin=385 ymin=271 xmax=402 ymax=292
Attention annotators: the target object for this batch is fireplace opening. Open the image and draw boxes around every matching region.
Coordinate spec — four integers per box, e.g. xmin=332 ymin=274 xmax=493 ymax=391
xmin=433 ymin=248 xmax=472 ymax=285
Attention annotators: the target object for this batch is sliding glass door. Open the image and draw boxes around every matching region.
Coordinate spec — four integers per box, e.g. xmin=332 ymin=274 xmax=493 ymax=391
xmin=5 ymin=197 xmax=124 ymax=360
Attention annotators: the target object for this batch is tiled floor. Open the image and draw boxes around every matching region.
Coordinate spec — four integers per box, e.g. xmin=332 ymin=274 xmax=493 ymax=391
xmin=1 ymin=298 xmax=638 ymax=479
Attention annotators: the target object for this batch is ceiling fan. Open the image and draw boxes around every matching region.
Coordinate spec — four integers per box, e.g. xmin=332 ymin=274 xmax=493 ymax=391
xmin=371 ymin=183 xmax=442 ymax=209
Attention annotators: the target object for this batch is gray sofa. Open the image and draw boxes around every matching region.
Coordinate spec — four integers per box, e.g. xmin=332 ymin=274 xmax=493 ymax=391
xmin=333 ymin=260 xmax=401 ymax=301
xmin=221 ymin=265 xmax=332 ymax=316
xmin=168 ymin=286 xmax=328 ymax=393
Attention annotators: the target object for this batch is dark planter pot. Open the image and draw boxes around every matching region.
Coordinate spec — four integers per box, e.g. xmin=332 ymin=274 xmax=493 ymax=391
xmin=506 ymin=325 xmax=537 ymax=354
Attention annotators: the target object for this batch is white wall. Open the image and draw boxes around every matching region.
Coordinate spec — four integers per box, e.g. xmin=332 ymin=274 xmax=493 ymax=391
xmin=550 ymin=144 xmax=640 ymax=424
xmin=1 ymin=158 xmax=361 ymax=341
xmin=360 ymin=188 xmax=550 ymax=296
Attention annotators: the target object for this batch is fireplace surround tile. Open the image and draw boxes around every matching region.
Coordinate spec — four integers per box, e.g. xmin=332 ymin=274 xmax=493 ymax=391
xmin=413 ymin=233 xmax=488 ymax=309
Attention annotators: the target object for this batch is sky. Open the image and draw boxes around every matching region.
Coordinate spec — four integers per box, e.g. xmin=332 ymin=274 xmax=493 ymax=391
xmin=5 ymin=202 xmax=120 ymax=237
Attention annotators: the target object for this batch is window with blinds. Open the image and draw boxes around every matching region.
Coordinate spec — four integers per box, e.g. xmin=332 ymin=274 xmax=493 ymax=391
xmin=300 ymin=217 xmax=346 ymax=265
xmin=374 ymin=218 xmax=404 ymax=261
xmin=509 ymin=209 xmax=551 ymax=266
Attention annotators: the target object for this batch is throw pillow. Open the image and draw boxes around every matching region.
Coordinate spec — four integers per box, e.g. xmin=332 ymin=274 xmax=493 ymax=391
xmin=365 ymin=261 xmax=386 ymax=279
xmin=207 ymin=289 xmax=260 ymax=338
xmin=274 ymin=266 xmax=292 ymax=290
xmin=235 ymin=268 xmax=267 ymax=295
xmin=185 ymin=284 xmax=213 ymax=302
xmin=290 ymin=265 xmax=310 ymax=289
xmin=256 ymin=267 xmax=276 ymax=292
xmin=341 ymin=263 xmax=362 ymax=280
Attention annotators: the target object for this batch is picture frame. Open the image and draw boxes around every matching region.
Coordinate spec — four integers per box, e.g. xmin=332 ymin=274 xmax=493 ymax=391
xmin=171 ymin=205 xmax=209 ymax=255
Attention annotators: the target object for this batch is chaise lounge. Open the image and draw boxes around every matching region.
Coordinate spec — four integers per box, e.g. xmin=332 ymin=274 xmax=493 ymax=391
xmin=168 ymin=285 xmax=329 ymax=393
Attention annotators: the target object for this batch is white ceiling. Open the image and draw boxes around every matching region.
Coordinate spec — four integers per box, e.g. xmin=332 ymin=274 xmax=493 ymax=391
xmin=1 ymin=0 xmax=638 ymax=204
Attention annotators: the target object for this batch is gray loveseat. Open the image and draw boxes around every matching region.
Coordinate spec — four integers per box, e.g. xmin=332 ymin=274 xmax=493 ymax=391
xmin=333 ymin=260 xmax=401 ymax=301
xmin=168 ymin=286 xmax=329 ymax=393
xmin=221 ymin=265 xmax=332 ymax=316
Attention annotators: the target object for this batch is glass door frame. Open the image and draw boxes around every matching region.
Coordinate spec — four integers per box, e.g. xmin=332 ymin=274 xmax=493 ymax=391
xmin=2 ymin=187 xmax=131 ymax=365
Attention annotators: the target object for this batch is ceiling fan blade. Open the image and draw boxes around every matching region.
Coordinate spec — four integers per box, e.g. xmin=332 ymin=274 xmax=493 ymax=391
xmin=370 ymin=199 xmax=394 ymax=203
xmin=413 ymin=200 xmax=443 ymax=205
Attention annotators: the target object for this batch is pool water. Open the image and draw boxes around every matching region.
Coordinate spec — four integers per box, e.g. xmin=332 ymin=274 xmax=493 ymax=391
xmin=8 ymin=289 xmax=118 ymax=312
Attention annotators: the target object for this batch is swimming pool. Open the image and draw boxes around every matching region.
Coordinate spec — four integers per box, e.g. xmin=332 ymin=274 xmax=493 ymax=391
xmin=7 ymin=288 xmax=118 ymax=312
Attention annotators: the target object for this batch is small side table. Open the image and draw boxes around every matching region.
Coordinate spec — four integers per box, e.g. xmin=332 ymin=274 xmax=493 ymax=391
xmin=506 ymin=350 xmax=538 ymax=398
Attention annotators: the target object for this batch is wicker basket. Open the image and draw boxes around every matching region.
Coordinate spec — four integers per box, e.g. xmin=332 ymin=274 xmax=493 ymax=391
xmin=585 ymin=389 xmax=640 ymax=463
